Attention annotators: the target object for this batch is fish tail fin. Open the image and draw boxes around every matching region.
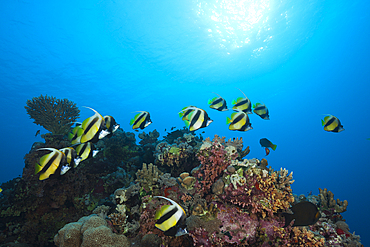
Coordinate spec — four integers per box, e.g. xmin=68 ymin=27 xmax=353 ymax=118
xmin=321 ymin=119 xmax=325 ymax=126
xmin=178 ymin=111 xmax=184 ymax=118
xmin=35 ymin=163 xmax=42 ymax=174
xmin=226 ymin=117 xmax=232 ymax=124
xmin=129 ymin=118 xmax=135 ymax=125
xmin=271 ymin=144 xmax=277 ymax=151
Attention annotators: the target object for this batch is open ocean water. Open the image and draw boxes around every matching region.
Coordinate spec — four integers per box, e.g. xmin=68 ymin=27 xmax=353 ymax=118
xmin=1 ymin=0 xmax=369 ymax=245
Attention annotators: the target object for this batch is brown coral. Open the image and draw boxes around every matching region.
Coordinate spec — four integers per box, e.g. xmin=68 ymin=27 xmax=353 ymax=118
xmin=135 ymin=163 xmax=163 ymax=192
xmin=54 ymin=215 xmax=130 ymax=247
xmin=25 ymin=94 xmax=80 ymax=135
xmin=319 ymin=188 xmax=348 ymax=213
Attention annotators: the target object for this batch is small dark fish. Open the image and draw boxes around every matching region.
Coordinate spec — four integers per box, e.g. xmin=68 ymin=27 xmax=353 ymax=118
xmin=283 ymin=201 xmax=321 ymax=227
xmin=264 ymin=147 xmax=270 ymax=156
xmin=321 ymin=115 xmax=344 ymax=133
xmin=171 ymin=126 xmax=176 ymax=130
xmin=259 ymin=138 xmax=277 ymax=150
xmin=164 ymin=129 xmax=167 ymax=131
xmin=35 ymin=130 xmax=40 ymax=137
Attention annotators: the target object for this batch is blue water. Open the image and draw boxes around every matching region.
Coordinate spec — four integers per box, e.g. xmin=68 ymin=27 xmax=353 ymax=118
xmin=1 ymin=0 xmax=369 ymax=245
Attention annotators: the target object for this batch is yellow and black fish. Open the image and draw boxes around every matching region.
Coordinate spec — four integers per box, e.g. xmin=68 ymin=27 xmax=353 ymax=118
xmin=283 ymin=201 xmax=320 ymax=227
xmin=178 ymin=105 xmax=197 ymax=121
xmin=80 ymin=107 xmax=109 ymax=143
xmin=226 ymin=111 xmax=252 ymax=131
xmin=68 ymin=125 xmax=83 ymax=144
xmin=208 ymin=93 xmax=228 ymax=112
xmin=183 ymin=107 xmax=213 ymax=132
xmin=232 ymin=89 xmax=252 ymax=114
xmin=253 ymin=103 xmax=269 ymax=120
xmin=59 ymin=147 xmax=82 ymax=174
xmin=35 ymin=148 xmax=68 ymax=180
xmin=104 ymin=115 xmax=120 ymax=134
xmin=75 ymin=142 xmax=99 ymax=162
xmin=154 ymin=196 xmax=188 ymax=237
xmin=321 ymin=115 xmax=344 ymax=133
xmin=130 ymin=111 xmax=152 ymax=131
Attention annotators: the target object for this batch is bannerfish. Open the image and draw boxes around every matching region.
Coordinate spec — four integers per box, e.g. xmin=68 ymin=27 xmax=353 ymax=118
xmin=59 ymin=147 xmax=82 ymax=174
xmin=75 ymin=142 xmax=99 ymax=162
xmin=35 ymin=130 xmax=40 ymax=137
xmin=178 ymin=106 xmax=197 ymax=121
xmin=154 ymin=196 xmax=188 ymax=237
xmin=80 ymin=107 xmax=109 ymax=143
xmin=184 ymin=107 xmax=213 ymax=132
xmin=208 ymin=93 xmax=228 ymax=112
xmin=130 ymin=111 xmax=152 ymax=131
xmin=226 ymin=111 xmax=252 ymax=131
xmin=68 ymin=125 xmax=83 ymax=144
xmin=283 ymin=201 xmax=321 ymax=227
xmin=104 ymin=115 xmax=120 ymax=137
xmin=253 ymin=103 xmax=269 ymax=120
xmin=321 ymin=115 xmax=344 ymax=133
xmin=35 ymin=148 xmax=68 ymax=180
xmin=232 ymin=88 xmax=252 ymax=114
xmin=259 ymin=138 xmax=277 ymax=151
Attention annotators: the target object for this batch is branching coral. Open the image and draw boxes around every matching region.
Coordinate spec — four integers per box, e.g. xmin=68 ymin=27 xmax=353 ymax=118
xmin=193 ymin=139 xmax=237 ymax=196
xmin=135 ymin=163 xmax=163 ymax=192
xmin=25 ymin=94 xmax=80 ymax=135
xmin=221 ymin=166 xmax=294 ymax=218
xmin=319 ymin=188 xmax=348 ymax=213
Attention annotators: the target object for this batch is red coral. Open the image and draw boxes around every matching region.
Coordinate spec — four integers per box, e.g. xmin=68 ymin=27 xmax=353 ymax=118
xmin=193 ymin=141 xmax=236 ymax=196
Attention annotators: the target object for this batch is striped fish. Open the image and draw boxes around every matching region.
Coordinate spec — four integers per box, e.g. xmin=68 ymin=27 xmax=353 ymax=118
xmin=232 ymin=88 xmax=252 ymax=114
xmin=59 ymin=147 xmax=81 ymax=174
xmin=75 ymin=142 xmax=99 ymax=162
xmin=80 ymin=107 xmax=109 ymax=143
xmin=154 ymin=196 xmax=188 ymax=237
xmin=184 ymin=107 xmax=212 ymax=132
xmin=321 ymin=115 xmax=344 ymax=133
xmin=253 ymin=102 xmax=269 ymax=120
xmin=35 ymin=148 xmax=68 ymax=180
xmin=130 ymin=111 xmax=152 ymax=131
xmin=104 ymin=115 xmax=120 ymax=135
xmin=208 ymin=93 xmax=228 ymax=112
xmin=226 ymin=111 xmax=252 ymax=131
xmin=178 ymin=105 xmax=197 ymax=121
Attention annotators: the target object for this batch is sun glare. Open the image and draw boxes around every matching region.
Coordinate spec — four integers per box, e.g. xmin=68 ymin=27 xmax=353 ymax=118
xmin=195 ymin=0 xmax=271 ymax=53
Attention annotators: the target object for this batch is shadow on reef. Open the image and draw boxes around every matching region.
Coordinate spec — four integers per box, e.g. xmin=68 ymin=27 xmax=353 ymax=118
xmin=0 ymin=131 xmax=363 ymax=247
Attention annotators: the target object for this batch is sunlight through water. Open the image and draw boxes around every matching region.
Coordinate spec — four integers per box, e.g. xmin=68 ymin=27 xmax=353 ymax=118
xmin=195 ymin=0 xmax=272 ymax=54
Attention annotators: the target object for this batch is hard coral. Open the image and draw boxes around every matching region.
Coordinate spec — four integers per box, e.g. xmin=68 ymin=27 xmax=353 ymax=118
xmin=25 ymin=94 xmax=80 ymax=135
xmin=54 ymin=215 xmax=130 ymax=247
xmin=193 ymin=139 xmax=237 ymax=196
xmin=319 ymin=188 xmax=348 ymax=213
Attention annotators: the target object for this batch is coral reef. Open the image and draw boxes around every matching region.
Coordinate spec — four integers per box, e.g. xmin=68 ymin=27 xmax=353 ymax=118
xmin=54 ymin=215 xmax=130 ymax=247
xmin=0 ymin=132 xmax=362 ymax=247
xmin=25 ymin=95 xmax=80 ymax=135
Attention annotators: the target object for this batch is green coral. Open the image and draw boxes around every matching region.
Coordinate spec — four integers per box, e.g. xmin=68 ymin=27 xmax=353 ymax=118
xmin=25 ymin=94 xmax=80 ymax=135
